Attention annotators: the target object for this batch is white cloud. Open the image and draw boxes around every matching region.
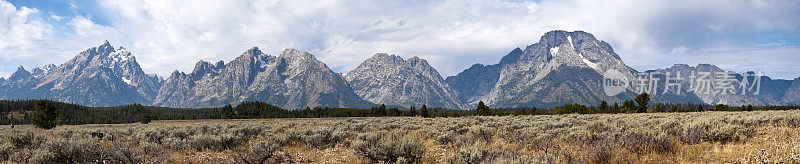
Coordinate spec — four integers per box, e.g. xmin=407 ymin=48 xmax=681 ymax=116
xmin=67 ymin=15 xmax=112 ymax=36
xmin=0 ymin=1 xmax=52 ymax=59
xmin=1 ymin=0 xmax=799 ymax=79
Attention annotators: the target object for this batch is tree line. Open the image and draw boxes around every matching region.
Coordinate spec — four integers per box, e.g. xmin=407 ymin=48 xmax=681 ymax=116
xmin=3 ymin=92 xmax=800 ymax=129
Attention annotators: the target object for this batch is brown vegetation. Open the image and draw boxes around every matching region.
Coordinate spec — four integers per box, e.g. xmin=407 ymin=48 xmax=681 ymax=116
xmin=2 ymin=110 xmax=800 ymax=163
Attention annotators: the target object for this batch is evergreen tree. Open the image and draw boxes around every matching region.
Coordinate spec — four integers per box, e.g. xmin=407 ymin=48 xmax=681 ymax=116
xmin=599 ymin=100 xmax=609 ymax=112
xmin=408 ymin=106 xmax=417 ymax=117
xmin=714 ymin=104 xmax=728 ymax=111
xmin=419 ymin=105 xmax=429 ymax=118
xmin=221 ymin=104 xmax=235 ymax=119
xmin=635 ymin=92 xmax=650 ymax=113
xmin=32 ymin=100 xmax=57 ymax=129
xmin=623 ymin=100 xmax=636 ymax=113
xmin=140 ymin=112 xmax=152 ymax=124
xmin=378 ymin=104 xmax=387 ymax=117
xmin=476 ymin=101 xmax=490 ymax=116
xmin=612 ymin=102 xmax=620 ymax=113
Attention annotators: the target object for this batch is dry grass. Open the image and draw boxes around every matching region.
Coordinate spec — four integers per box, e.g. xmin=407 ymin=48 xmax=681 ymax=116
xmin=2 ymin=110 xmax=800 ymax=163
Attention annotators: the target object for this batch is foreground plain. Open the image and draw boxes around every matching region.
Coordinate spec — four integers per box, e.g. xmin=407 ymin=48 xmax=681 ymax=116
xmin=2 ymin=110 xmax=800 ymax=163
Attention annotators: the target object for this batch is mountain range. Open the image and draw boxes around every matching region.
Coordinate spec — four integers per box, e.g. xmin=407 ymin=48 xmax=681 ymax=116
xmin=2 ymin=31 xmax=798 ymax=109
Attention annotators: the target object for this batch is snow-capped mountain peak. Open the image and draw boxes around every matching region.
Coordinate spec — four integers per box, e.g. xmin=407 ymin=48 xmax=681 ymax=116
xmin=110 ymin=47 xmax=133 ymax=63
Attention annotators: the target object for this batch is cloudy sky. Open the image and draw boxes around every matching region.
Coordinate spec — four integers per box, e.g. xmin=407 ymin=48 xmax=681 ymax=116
xmin=1 ymin=0 xmax=799 ymax=79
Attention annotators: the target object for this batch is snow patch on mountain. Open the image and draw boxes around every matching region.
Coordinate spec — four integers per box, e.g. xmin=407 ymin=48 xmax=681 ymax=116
xmin=579 ymin=53 xmax=599 ymax=70
xmin=550 ymin=47 xmax=560 ymax=54
xmin=122 ymin=77 xmax=132 ymax=85
xmin=567 ymin=35 xmax=573 ymax=48
xmin=254 ymin=55 xmax=268 ymax=69
xmin=110 ymin=47 xmax=132 ymax=63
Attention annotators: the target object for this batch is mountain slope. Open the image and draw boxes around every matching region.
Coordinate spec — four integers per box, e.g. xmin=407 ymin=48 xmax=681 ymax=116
xmin=448 ymin=30 xmax=638 ymax=108
xmin=445 ymin=48 xmax=521 ymax=105
xmin=785 ymin=78 xmax=800 ymax=104
xmin=346 ymin=53 xmax=466 ymax=109
xmin=0 ymin=67 xmax=39 ymax=100
xmin=1 ymin=41 xmax=162 ymax=106
xmin=154 ymin=48 xmax=374 ymax=109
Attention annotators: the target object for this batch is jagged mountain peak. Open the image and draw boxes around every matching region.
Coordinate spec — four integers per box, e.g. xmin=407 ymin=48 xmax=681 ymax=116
xmin=97 ymin=41 xmax=115 ymax=55
xmin=244 ymin=47 xmax=262 ymax=55
xmin=368 ymin=53 xmax=403 ymax=61
xmin=280 ymin=48 xmax=316 ymax=60
xmin=190 ymin=59 xmax=226 ymax=80
xmin=498 ymin=47 xmax=524 ymax=65
xmin=346 ymin=53 xmax=466 ymax=109
xmin=229 ymin=47 xmax=273 ymax=71
xmin=238 ymin=47 xmax=266 ymax=59
xmin=1 ymin=41 xmax=164 ymax=106
xmin=30 ymin=64 xmax=57 ymax=78
xmin=448 ymin=30 xmax=637 ymax=107
xmin=192 ymin=60 xmax=217 ymax=73
xmin=109 ymin=47 xmax=134 ymax=64
xmin=13 ymin=66 xmax=27 ymax=72
xmin=170 ymin=70 xmax=186 ymax=76
xmin=468 ymin=63 xmax=486 ymax=69
xmin=662 ymin=63 xmax=725 ymax=74
xmin=215 ymin=60 xmax=225 ymax=68
xmin=407 ymin=56 xmax=429 ymax=67
xmin=8 ymin=66 xmax=33 ymax=82
xmin=695 ymin=63 xmax=724 ymax=71
xmin=154 ymin=47 xmax=373 ymax=109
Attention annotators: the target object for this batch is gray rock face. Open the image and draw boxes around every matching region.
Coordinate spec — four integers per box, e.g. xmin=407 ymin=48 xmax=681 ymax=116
xmin=756 ymin=76 xmax=793 ymax=105
xmin=647 ymin=64 xmax=763 ymax=106
xmin=646 ymin=64 xmax=800 ymax=106
xmin=154 ymin=48 xmax=374 ymax=109
xmin=447 ymin=30 xmax=800 ymax=108
xmin=346 ymin=53 xmax=466 ymax=109
xmin=3 ymin=31 xmax=799 ymax=108
xmin=0 ymin=41 xmax=163 ymax=106
xmin=448 ymin=30 xmax=638 ymax=108
xmin=0 ymin=67 xmax=39 ymax=100
xmin=445 ymin=48 xmax=520 ymax=105
xmin=31 ymin=64 xmax=57 ymax=78
xmin=785 ymin=78 xmax=800 ymax=104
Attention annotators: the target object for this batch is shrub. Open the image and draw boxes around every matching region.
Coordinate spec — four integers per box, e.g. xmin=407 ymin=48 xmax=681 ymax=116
xmin=352 ymin=131 xmax=425 ymax=163
xmin=8 ymin=132 xmax=44 ymax=149
xmin=32 ymin=138 xmax=103 ymax=163
xmin=189 ymin=133 xmax=245 ymax=151
xmin=467 ymin=126 xmax=494 ymax=142
xmin=299 ymin=129 xmax=336 ymax=147
xmin=682 ymin=120 xmax=754 ymax=144
xmin=140 ymin=113 xmax=152 ymax=124
xmin=190 ymin=134 xmax=220 ymax=151
xmin=451 ymin=142 xmax=500 ymax=164
xmin=587 ymin=139 xmax=617 ymax=163
xmin=621 ymin=131 xmax=674 ymax=154
xmin=0 ymin=141 xmax=13 ymax=160
xmin=106 ymin=142 xmax=146 ymax=163
xmin=233 ymin=140 xmax=291 ymax=164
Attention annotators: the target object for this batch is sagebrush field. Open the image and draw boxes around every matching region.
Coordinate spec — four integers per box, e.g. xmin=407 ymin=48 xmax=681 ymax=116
xmin=2 ymin=110 xmax=800 ymax=163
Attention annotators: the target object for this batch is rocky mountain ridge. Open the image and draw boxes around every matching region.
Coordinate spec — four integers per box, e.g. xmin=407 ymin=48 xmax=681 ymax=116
xmin=2 ymin=31 xmax=799 ymax=109
xmin=153 ymin=47 xmax=374 ymax=109
xmin=345 ymin=53 xmax=466 ymax=109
